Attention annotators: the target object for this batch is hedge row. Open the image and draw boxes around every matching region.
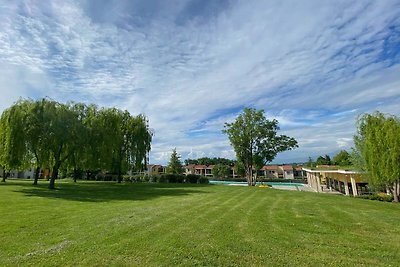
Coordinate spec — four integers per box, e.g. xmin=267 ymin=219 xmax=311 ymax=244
xmin=211 ymin=177 xmax=306 ymax=183
xmin=358 ymin=193 xmax=394 ymax=202
xmin=123 ymin=173 xmax=209 ymax=184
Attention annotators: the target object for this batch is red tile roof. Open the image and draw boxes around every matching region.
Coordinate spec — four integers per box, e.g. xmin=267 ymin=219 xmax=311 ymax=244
xmin=281 ymin=165 xmax=293 ymax=171
xmin=262 ymin=165 xmax=279 ymax=170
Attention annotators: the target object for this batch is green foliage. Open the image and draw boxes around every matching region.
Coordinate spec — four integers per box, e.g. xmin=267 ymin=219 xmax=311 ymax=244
xmin=161 ymin=174 xmax=185 ymax=183
xmin=212 ymin=164 xmax=230 ymax=178
xmin=157 ymin=175 xmax=169 ymax=183
xmin=358 ymin=193 xmax=394 ymax=202
xmin=315 ymin=155 xmax=331 ymax=165
xmin=0 ymin=98 xmax=152 ymax=189
xmin=223 ymin=108 xmax=298 ymax=185
xmin=186 ymin=174 xmax=201 ymax=183
xmin=198 ymin=176 xmax=209 ymax=184
xmin=234 ymin=161 xmax=246 ymax=177
xmin=166 ymin=148 xmax=184 ymax=175
xmin=333 ymin=150 xmax=352 ymax=166
xmin=354 ymin=112 xmax=400 ymax=202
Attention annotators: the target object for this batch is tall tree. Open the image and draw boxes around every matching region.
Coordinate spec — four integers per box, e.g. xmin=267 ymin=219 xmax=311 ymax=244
xmin=223 ymin=108 xmax=298 ymax=186
xmin=166 ymin=149 xmax=184 ymax=175
xmin=0 ymin=100 xmax=31 ymax=182
xmin=46 ymin=101 xmax=81 ymax=189
xmin=354 ymin=112 xmax=400 ymax=202
xmin=25 ymin=99 xmax=51 ymax=185
xmin=64 ymin=102 xmax=89 ymax=182
xmin=0 ymin=99 xmax=152 ymax=188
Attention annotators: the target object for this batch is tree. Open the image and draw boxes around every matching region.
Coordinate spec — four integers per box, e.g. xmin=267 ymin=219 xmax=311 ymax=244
xmin=46 ymin=100 xmax=81 ymax=189
xmin=316 ymin=155 xmax=331 ymax=166
xmin=64 ymin=102 xmax=90 ymax=183
xmin=354 ymin=112 xmax=400 ymax=202
xmin=166 ymin=149 xmax=184 ymax=175
xmin=0 ymin=100 xmax=31 ymax=182
xmin=0 ymin=98 xmax=152 ymax=188
xmin=234 ymin=161 xmax=246 ymax=177
xmin=333 ymin=150 xmax=351 ymax=166
xmin=223 ymin=108 xmax=298 ymax=186
xmin=212 ymin=164 xmax=230 ymax=179
xmin=25 ymin=99 xmax=52 ymax=185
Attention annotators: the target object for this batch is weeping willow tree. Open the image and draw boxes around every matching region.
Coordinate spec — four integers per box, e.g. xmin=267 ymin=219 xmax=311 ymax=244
xmin=0 ymin=98 xmax=152 ymax=188
xmin=0 ymin=100 xmax=31 ymax=182
xmin=354 ymin=112 xmax=400 ymax=202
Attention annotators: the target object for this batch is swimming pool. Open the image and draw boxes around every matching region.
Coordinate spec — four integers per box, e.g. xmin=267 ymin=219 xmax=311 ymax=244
xmin=209 ymin=181 xmax=305 ymax=187
xmin=209 ymin=180 xmax=311 ymax=191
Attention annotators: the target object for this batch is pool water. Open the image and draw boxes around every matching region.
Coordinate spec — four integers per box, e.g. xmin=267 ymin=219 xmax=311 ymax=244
xmin=209 ymin=181 xmax=305 ymax=187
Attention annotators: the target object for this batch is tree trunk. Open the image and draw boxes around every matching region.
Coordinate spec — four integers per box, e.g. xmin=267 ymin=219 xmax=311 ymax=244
xmin=250 ymin=167 xmax=256 ymax=186
xmin=393 ymin=181 xmax=399 ymax=203
xmin=49 ymin=162 xmax=60 ymax=189
xmin=397 ymin=180 xmax=400 ymax=198
xmin=73 ymin=168 xmax=77 ymax=183
xmin=117 ymin=168 xmax=122 ymax=183
xmin=33 ymin=166 xmax=40 ymax=185
xmin=246 ymin=166 xmax=251 ymax=186
xmin=1 ymin=169 xmax=6 ymax=182
xmin=246 ymin=166 xmax=256 ymax=186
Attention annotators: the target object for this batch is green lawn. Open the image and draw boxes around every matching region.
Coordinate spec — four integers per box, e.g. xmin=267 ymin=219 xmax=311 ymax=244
xmin=1 ymin=180 xmax=399 ymax=266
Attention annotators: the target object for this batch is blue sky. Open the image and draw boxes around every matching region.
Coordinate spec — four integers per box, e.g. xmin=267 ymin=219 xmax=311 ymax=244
xmin=1 ymin=0 xmax=400 ymax=164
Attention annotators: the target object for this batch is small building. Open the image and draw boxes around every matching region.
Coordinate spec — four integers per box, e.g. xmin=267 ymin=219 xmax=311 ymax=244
xmin=146 ymin=164 xmax=166 ymax=175
xmin=303 ymin=168 xmax=367 ymax=196
xmin=279 ymin=165 xmax=294 ymax=179
xmin=261 ymin=165 xmax=280 ymax=178
xmin=294 ymin=166 xmax=304 ymax=179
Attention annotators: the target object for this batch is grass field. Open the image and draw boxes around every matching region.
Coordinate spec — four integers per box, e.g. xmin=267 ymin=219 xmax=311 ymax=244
xmin=1 ymin=179 xmax=399 ymax=266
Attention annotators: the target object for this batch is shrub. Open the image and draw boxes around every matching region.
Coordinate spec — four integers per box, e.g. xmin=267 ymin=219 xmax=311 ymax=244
xmin=186 ymin=174 xmax=200 ymax=184
xmin=123 ymin=175 xmax=132 ymax=183
xmin=161 ymin=174 xmax=185 ymax=183
xmin=148 ymin=175 xmax=157 ymax=183
xmin=358 ymin=193 xmax=394 ymax=202
xmin=198 ymin=176 xmax=209 ymax=184
xmin=175 ymin=175 xmax=185 ymax=183
xmin=157 ymin=175 xmax=169 ymax=183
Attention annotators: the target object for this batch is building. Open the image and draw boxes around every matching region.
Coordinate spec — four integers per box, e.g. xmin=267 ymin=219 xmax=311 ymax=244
xmin=294 ymin=166 xmax=304 ymax=178
xmin=303 ymin=168 xmax=368 ymax=196
xmin=146 ymin=164 xmax=166 ymax=175
xmin=185 ymin=164 xmax=214 ymax=177
xmin=260 ymin=165 xmax=280 ymax=178
xmin=279 ymin=165 xmax=294 ymax=179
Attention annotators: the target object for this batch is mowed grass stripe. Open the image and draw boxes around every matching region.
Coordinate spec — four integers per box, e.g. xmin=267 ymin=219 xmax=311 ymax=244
xmin=1 ymin=180 xmax=400 ymax=266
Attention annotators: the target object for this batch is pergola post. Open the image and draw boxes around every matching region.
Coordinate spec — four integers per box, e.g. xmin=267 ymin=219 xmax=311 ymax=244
xmin=350 ymin=176 xmax=358 ymax=196
xmin=343 ymin=175 xmax=350 ymax=196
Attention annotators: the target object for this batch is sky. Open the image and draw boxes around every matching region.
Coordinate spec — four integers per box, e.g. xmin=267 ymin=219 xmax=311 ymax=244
xmin=0 ymin=0 xmax=400 ymax=164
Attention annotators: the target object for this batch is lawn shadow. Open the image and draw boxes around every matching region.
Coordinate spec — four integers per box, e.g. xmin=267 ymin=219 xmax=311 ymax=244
xmin=12 ymin=181 xmax=211 ymax=203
